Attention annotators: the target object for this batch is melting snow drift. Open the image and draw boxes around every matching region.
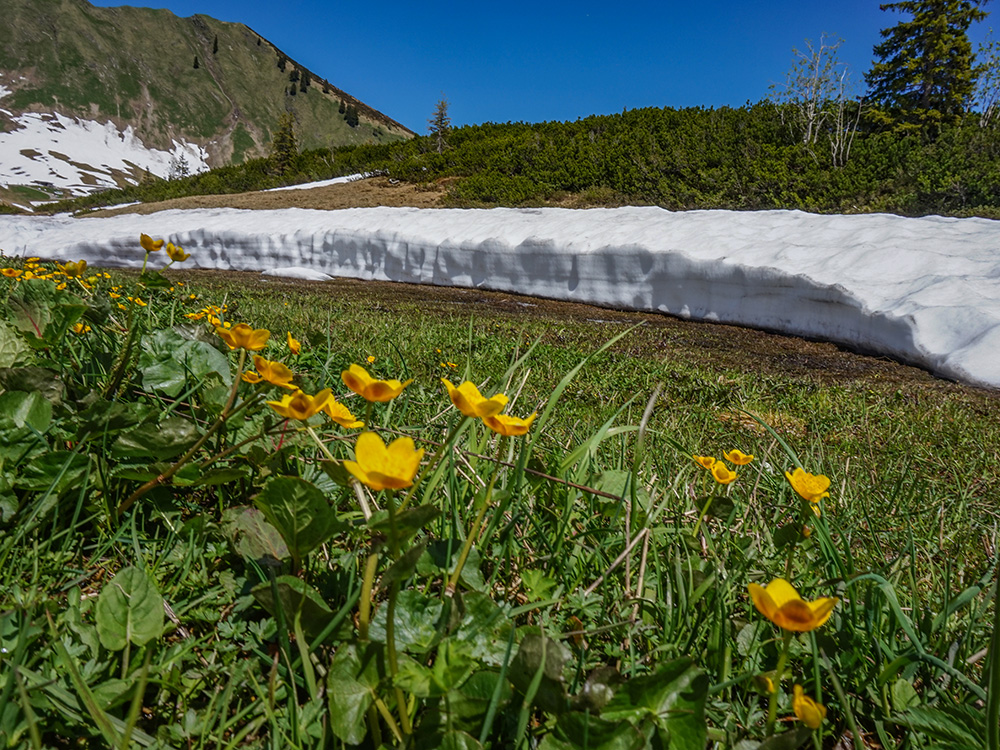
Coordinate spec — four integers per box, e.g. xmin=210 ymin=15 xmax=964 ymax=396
xmin=1 ymin=205 xmax=998 ymax=389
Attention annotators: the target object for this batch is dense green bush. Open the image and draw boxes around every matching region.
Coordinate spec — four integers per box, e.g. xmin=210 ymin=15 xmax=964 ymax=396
xmin=45 ymin=102 xmax=1000 ymax=218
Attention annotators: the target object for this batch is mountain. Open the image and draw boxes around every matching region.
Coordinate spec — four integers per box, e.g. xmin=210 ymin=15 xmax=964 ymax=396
xmin=0 ymin=0 xmax=413 ymax=208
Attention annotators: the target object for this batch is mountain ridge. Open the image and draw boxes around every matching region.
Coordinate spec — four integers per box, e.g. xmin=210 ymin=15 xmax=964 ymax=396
xmin=0 ymin=0 xmax=412 ymax=204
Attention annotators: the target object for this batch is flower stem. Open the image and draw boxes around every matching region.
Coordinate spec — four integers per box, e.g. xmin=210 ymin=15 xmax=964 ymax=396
xmin=117 ymin=349 xmax=248 ymax=516
xmin=445 ymin=436 xmax=505 ymax=597
xmin=357 ymin=551 xmax=379 ymax=641
xmin=397 ymin=415 xmax=470 ymax=513
xmin=766 ymin=629 xmax=794 ymax=736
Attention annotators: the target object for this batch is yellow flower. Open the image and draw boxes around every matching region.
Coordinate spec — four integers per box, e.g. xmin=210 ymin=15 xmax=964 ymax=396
xmin=165 ymin=242 xmax=190 ymax=262
xmin=692 ymin=455 xmax=716 ymax=470
xmin=71 ymin=323 xmax=91 ymax=334
xmin=748 ymin=578 xmax=838 ymax=632
xmin=131 ymin=297 xmax=147 ymax=307
xmin=249 ymin=355 xmax=296 ymax=390
xmin=366 ymin=355 xmax=375 ymax=364
xmin=241 ymin=371 xmax=263 ymax=384
xmin=323 ymin=398 xmax=364 ymax=429
xmin=287 ymin=331 xmax=301 ymax=355
xmin=59 ymin=260 xmax=88 ymax=277
xmin=1 ymin=268 xmax=22 ymax=278
xmin=482 ymin=411 xmax=537 ymax=437
xmin=267 ymin=388 xmax=332 ymax=421
xmin=217 ymin=323 xmax=270 ymax=351
xmin=140 ymin=233 xmax=164 ymax=253
xmin=343 ymin=431 xmax=424 ymax=491
xmin=711 ymin=462 xmax=738 ymax=484
xmin=793 ymin=685 xmax=827 ymax=729
xmin=785 ymin=467 xmax=830 ymax=504
xmin=723 ymin=449 xmax=754 ymax=465
xmin=341 ymin=364 xmax=412 ymax=403
xmin=441 ymin=379 xmax=509 ymax=418
xmin=25 ymin=257 xmax=39 ymax=263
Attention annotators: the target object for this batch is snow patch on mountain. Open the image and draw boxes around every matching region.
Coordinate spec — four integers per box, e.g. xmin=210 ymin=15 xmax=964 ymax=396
xmin=0 ymin=108 xmax=208 ymax=198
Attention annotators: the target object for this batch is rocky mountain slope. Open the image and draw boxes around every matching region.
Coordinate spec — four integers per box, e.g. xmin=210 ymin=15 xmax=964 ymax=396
xmin=0 ymin=0 xmax=412 ymax=206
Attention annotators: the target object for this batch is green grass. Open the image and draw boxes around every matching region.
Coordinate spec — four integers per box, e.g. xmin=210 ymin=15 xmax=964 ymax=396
xmin=0 ymin=257 xmax=997 ymax=749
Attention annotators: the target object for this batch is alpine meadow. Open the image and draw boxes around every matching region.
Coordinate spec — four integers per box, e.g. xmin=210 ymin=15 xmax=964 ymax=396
xmin=2 ymin=1 xmax=1000 ymax=749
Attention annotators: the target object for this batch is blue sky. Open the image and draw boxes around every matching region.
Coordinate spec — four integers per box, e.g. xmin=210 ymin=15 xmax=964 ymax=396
xmin=89 ymin=0 xmax=996 ymax=133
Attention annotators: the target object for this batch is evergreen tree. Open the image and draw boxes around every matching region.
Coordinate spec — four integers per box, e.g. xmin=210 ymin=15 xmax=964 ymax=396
xmin=428 ymin=96 xmax=451 ymax=153
xmin=193 ymin=55 xmax=199 ymax=69
xmin=345 ymin=105 xmax=359 ymax=128
xmin=277 ymin=54 xmax=287 ymax=72
xmin=213 ymin=34 xmax=219 ymax=54
xmin=865 ymin=0 xmax=987 ymax=131
xmin=269 ymin=112 xmax=298 ymax=175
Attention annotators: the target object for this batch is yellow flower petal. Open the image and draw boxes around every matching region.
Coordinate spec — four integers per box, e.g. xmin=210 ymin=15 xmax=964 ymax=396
xmin=785 ymin=467 xmax=831 ymax=503
xmin=749 ymin=578 xmax=838 ymax=632
xmin=442 ymin=379 xmax=509 ymax=418
xmin=793 ymin=685 xmax=827 ymax=729
xmin=323 ymin=398 xmax=364 ymax=429
xmin=217 ymin=323 xmax=270 ymax=351
xmin=165 ymin=242 xmax=190 ymax=262
xmin=711 ymin=462 xmax=737 ymax=484
xmin=287 ymin=331 xmax=301 ymax=355
xmin=342 ymin=364 xmax=412 ymax=402
xmin=267 ymin=388 xmax=332 ymax=421
xmin=482 ymin=411 xmax=537 ymax=437
xmin=140 ymin=233 xmax=164 ymax=252
xmin=693 ymin=455 xmax=716 ymax=470
xmin=344 ymin=431 xmax=424 ymax=491
xmin=723 ymin=449 xmax=754 ymax=465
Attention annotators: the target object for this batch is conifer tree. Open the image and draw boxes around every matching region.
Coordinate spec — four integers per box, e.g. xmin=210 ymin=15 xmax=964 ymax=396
xmin=865 ymin=0 xmax=987 ymax=131
xmin=269 ymin=112 xmax=298 ymax=175
xmin=193 ymin=55 xmax=199 ymax=69
xmin=428 ymin=96 xmax=451 ymax=153
xmin=213 ymin=34 xmax=219 ymax=54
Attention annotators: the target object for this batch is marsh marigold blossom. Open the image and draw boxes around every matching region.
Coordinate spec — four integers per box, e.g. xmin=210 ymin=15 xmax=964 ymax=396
xmin=267 ymin=388 xmax=332 ymax=421
xmin=323 ymin=398 xmax=364 ymax=429
xmin=711 ymin=462 xmax=738 ymax=484
xmin=140 ymin=234 xmax=164 ymax=253
xmin=217 ymin=323 xmax=270 ymax=351
xmin=344 ymin=431 xmax=424 ymax=491
xmin=342 ymin=364 xmax=412 ymax=403
xmin=692 ymin=455 xmax=716 ymax=470
xmin=792 ymin=685 xmax=826 ymax=729
xmin=60 ymin=260 xmax=88 ymax=277
xmin=442 ymin=379 xmax=509 ymax=418
xmin=243 ymin=355 xmax=295 ymax=390
xmin=2 ymin=268 xmax=22 ymax=278
xmin=785 ymin=467 xmax=831 ymax=504
xmin=287 ymin=331 xmax=301 ymax=355
xmin=165 ymin=242 xmax=190 ymax=262
xmin=723 ymin=449 xmax=754 ymax=465
xmin=482 ymin=411 xmax=537 ymax=437
xmin=748 ymin=578 xmax=838 ymax=632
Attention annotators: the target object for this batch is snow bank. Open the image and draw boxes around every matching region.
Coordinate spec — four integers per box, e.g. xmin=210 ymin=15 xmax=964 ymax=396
xmin=1 ymin=205 xmax=998 ymax=388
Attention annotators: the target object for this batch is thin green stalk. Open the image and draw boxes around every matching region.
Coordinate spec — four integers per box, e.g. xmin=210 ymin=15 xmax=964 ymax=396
xmin=985 ymin=572 xmax=1000 ymax=750
xmin=358 ymin=552 xmax=379 ymax=641
xmin=446 ymin=436 xmax=505 ymax=597
xmin=117 ymin=348 xmax=248 ymax=515
xmin=398 ymin=414 xmax=470 ymax=513
xmin=766 ymin=630 xmax=794 ymax=736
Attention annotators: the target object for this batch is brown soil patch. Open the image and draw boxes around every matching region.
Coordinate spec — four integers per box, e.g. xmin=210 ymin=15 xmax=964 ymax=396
xmin=88 ymin=176 xmax=450 ymax=217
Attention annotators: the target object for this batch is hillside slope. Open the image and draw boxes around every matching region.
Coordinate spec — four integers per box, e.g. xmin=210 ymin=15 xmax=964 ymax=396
xmin=0 ymin=0 xmax=412 ymax=204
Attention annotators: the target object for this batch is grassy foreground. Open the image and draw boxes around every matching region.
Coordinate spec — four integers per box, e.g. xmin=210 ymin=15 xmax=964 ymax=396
xmin=1 ymin=246 xmax=999 ymax=749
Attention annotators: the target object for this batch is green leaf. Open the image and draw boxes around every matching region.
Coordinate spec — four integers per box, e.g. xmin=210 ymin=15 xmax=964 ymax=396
xmin=16 ymin=451 xmax=90 ymax=496
xmin=0 ymin=321 xmax=29 ymax=367
xmin=756 ymin=727 xmax=814 ymax=750
xmin=138 ymin=327 xmax=232 ymax=397
xmin=539 ymin=712 xmax=647 ymax=750
xmin=0 ymin=366 xmax=64 ymax=404
xmin=111 ymin=416 xmax=200 ymax=460
xmin=0 ymin=391 xmax=51 ymax=431
xmin=891 ymin=678 xmax=919 ymax=712
xmin=251 ymin=576 xmax=349 ymax=640
xmin=221 ymin=506 xmax=289 ymax=561
xmin=369 ymin=589 xmax=443 ymax=654
xmin=894 ymin=704 xmax=986 ymax=748
xmin=521 ymin=569 xmax=558 ymax=602
xmin=94 ymin=567 xmax=164 ymax=651
xmin=453 ymin=592 xmax=514 ymax=666
xmin=6 ymin=279 xmax=86 ymax=348
xmin=254 ymin=477 xmax=345 ymax=566
xmin=508 ymin=633 xmax=571 ymax=714
xmin=383 ymin=539 xmax=430 ymax=584
xmin=440 ymin=730 xmax=485 ymax=750
xmin=369 ymin=503 xmax=441 ymax=547
xmin=327 ymin=643 xmax=384 ymax=745
xmin=601 ymin=657 xmax=708 ymax=748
